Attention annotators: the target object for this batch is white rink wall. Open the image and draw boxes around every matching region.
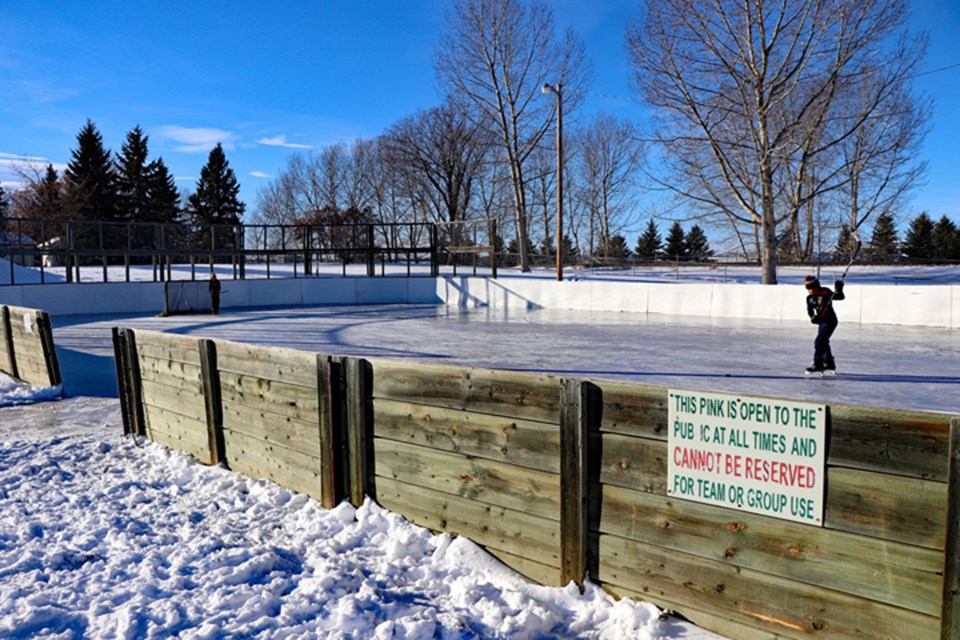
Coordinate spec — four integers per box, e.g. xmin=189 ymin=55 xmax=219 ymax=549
xmin=0 ymin=275 xmax=957 ymax=328
xmin=439 ymin=276 xmax=960 ymax=328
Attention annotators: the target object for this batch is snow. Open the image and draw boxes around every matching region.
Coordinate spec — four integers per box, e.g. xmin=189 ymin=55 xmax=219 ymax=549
xmin=0 ymin=411 xmax=685 ymax=638
xmin=2 ymin=263 xmax=959 ymax=638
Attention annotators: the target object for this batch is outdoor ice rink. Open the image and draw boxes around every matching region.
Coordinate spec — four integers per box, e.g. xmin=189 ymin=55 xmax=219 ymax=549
xmin=47 ymin=301 xmax=960 ymax=416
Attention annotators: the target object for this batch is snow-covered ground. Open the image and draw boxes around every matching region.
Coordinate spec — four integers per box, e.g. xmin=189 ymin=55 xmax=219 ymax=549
xmin=1 ymin=378 xmax=694 ymax=639
xmin=2 ymin=262 xmax=959 ymax=638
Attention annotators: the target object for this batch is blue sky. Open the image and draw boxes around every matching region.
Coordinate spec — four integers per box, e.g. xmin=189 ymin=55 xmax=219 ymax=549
xmin=1 ymin=0 xmax=957 ymax=231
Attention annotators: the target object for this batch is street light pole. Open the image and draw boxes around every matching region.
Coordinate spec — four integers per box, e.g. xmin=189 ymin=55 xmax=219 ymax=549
xmin=542 ymin=82 xmax=563 ymax=281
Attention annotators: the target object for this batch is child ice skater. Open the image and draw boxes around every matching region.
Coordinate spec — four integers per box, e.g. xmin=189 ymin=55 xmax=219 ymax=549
xmin=804 ymin=275 xmax=845 ymax=375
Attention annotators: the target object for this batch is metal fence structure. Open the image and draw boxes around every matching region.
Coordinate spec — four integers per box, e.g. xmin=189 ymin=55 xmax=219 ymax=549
xmin=0 ymin=217 xmax=500 ymax=285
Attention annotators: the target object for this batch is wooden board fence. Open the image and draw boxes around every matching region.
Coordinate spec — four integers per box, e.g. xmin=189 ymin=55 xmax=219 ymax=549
xmin=0 ymin=304 xmax=61 ymax=388
xmin=111 ymin=327 xmax=960 ymax=640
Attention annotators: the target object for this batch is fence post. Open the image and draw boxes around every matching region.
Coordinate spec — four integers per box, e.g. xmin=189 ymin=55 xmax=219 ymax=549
xmin=560 ymin=378 xmax=591 ymax=590
xmin=344 ymin=357 xmax=372 ymax=507
xmin=941 ymin=417 xmax=960 ymax=640
xmin=1 ymin=306 xmax=17 ymax=379
xmin=111 ymin=327 xmax=133 ymax=436
xmin=36 ymin=311 xmax=61 ymax=388
xmin=198 ymin=338 xmax=225 ymax=466
xmin=114 ymin=328 xmax=145 ymax=437
xmin=317 ymin=355 xmax=346 ymax=509
xmin=366 ymin=225 xmax=375 ymax=277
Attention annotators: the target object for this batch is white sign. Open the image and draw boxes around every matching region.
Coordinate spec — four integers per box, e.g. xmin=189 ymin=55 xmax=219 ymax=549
xmin=23 ymin=313 xmax=32 ymax=334
xmin=667 ymin=389 xmax=826 ymax=526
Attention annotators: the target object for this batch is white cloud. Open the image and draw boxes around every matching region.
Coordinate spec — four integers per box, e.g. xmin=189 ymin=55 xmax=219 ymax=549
xmin=0 ymin=152 xmax=67 ymax=178
xmin=250 ymin=171 xmax=271 ymax=179
xmin=257 ymin=135 xmax=312 ymax=150
xmin=156 ymin=126 xmax=235 ymax=153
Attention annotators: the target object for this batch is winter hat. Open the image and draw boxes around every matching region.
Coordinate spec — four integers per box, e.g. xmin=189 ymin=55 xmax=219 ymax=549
xmin=804 ymin=275 xmax=819 ymax=289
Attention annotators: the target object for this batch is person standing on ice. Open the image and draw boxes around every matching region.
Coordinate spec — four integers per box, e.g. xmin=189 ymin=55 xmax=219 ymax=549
xmin=804 ymin=275 xmax=844 ymax=374
xmin=208 ymin=273 xmax=221 ymax=315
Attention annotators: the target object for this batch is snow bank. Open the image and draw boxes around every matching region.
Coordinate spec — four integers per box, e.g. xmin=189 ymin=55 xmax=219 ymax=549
xmin=0 ymin=420 xmax=702 ymax=639
xmin=0 ymin=373 xmax=61 ymax=407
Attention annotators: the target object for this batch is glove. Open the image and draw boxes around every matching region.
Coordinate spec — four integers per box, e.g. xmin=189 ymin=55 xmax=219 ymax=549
xmin=835 ymin=280 xmax=844 ymax=294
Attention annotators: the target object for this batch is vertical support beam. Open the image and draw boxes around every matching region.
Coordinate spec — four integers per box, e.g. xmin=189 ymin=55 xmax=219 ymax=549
xmin=1 ymin=305 xmax=17 ymax=379
xmin=560 ymin=377 xmax=589 ymax=590
xmin=317 ymin=355 xmax=346 ymax=509
xmin=942 ymin=417 xmax=960 ymax=640
xmin=36 ymin=311 xmax=61 ymax=388
xmin=119 ymin=328 xmax=145 ymax=437
xmin=111 ymin=327 xmax=133 ymax=436
xmin=198 ymin=338 xmax=225 ymax=466
xmin=344 ymin=357 xmax=371 ymax=507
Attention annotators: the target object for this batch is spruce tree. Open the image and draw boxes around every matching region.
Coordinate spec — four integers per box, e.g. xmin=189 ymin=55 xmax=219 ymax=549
xmin=187 ymin=144 xmax=245 ymax=249
xmin=146 ymin=158 xmax=181 ymax=225
xmin=903 ymin=213 xmax=934 ymax=261
xmin=605 ymin=234 xmax=629 ymax=260
xmin=664 ymin=221 xmax=687 ymax=261
xmin=685 ymin=225 xmax=713 ymax=262
xmin=931 ymin=216 xmax=960 ymax=261
xmin=868 ymin=212 xmax=898 ymax=262
xmin=635 ymin=219 xmax=662 ymax=261
xmin=64 ymin=119 xmax=117 ymax=222
xmin=115 ymin=125 xmax=151 ymax=223
xmin=37 ymin=165 xmax=65 ymax=220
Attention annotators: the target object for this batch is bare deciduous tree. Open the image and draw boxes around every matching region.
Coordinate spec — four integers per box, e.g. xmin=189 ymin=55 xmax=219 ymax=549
xmin=575 ymin=114 xmax=644 ymax=258
xmin=435 ymin=0 xmax=589 ymax=271
xmin=627 ymin=0 xmax=927 ymax=283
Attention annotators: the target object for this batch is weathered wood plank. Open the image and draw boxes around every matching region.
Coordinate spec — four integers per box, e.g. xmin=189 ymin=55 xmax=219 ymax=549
xmin=942 ymin=417 xmax=960 ymax=640
xmin=484 ymin=547 xmax=562 ymax=587
xmin=825 ymin=467 xmax=946 ymax=550
xmin=608 ymin=583 xmax=809 ymax=640
xmin=593 ymin=483 xmax=943 ymax=616
xmin=373 ymin=439 xmax=561 ymax=520
xmin=221 ymin=402 xmax=322 ymax=458
xmin=137 ymin=354 xmax=204 ymax=387
xmin=219 ymin=370 xmax=319 ymax=422
xmin=560 ymin=378 xmax=589 ymax=589
xmin=141 ymin=378 xmax=207 ymax=420
xmin=143 ymin=404 xmax=211 ymax=460
xmin=216 ymin=339 xmax=318 ymax=388
xmin=375 ymin=476 xmax=562 ymax=571
xmin=221 ymin=428 xmax=322 ymax=500
xmin=597 ymin=432 xmax=947 ymax=548
xmin=828 ymin=403 xmax=951 ymax=481
xmin=369 ymin=358 xmax=561 ymax=423
xmin=345 ymin=357 xmax=371 ymax=508
xmin=597 ymin=533 xmax=939 ymax=640
xmin=221 ymin=423 xmax=322 ymax=472
xmin=129 ymin=338 xmax=202 ymax=366
xmin=373 ymin=398 xmax=561 ymax=473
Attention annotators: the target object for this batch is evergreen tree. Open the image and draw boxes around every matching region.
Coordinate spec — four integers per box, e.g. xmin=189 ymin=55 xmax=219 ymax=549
xmin=115 ymin=125 xmax=151 ymax=223
xmin=635 ymin=219 xmax=662 ymax=261
xmin=664 ymin=221 xmax=687 ymax=261
xmin=604 ymin=234 xmax=629 ymax=260
xmin=560 ymin=235 xmax=578 ymax=264
xmin=64 ymin=119 xmax=117 ymax=222
xmin=868 ymin=212 xmax=898 ymax=262
xmin=833 ymin=224 xmax=857 ymax=264
xmin=146 ymin=158 xmax=181 ymax=224
xmin=38 ymin=165 xmax=65 ymax=220
xmin=931 ymin=216 xmax=960 ymax=261
xmin=685 ymin=225 xmax=713 ymax=262
xmin=187 ymin=144 xmax=245 ymax=250
xmin=903 ymin=212 xmax=934 ymax=261
xmin=187 ymin=144 xmax=244 ymax=225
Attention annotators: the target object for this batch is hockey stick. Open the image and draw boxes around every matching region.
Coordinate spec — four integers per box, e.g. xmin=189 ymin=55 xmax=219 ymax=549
xmin=838 ymin=230 xmax=862 ymax=281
